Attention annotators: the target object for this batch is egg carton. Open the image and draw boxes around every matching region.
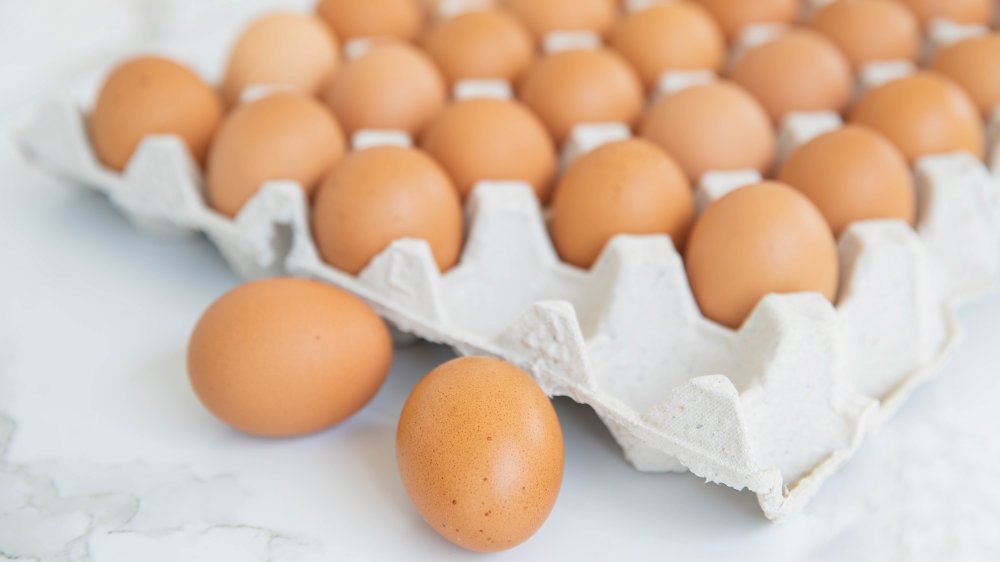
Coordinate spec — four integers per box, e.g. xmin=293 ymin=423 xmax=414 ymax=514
xmin=20 ymin=85 xmax=1000 ymax=520
xmin=17 ymin=17 xmax=1000 ymax=522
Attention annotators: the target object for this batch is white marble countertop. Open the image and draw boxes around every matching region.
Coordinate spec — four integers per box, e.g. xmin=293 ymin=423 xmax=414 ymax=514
xmin=2 ymin=2 xmax=1000 ymax=560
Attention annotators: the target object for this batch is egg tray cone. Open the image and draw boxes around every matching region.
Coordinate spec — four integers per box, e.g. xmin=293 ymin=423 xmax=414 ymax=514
xmin=18 ymin=92 xmax=1000 ymax=521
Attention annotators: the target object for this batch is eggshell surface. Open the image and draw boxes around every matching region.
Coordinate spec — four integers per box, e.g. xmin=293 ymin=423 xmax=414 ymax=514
xmin=206 ymin=92 xmax=346 ymax=218
xmin=809 ymin=0 xmax=921 ymax=69
xmin=187 ymin=277 xmax=393 ymax=437
xmin=420 ymin=98 xmax=556 ymax=202
xmin=90 ymin=56 xmax=223 ymax=171
xmin=503 ymin=0 xmax=616 ymax=39
xmin=730 ymin=29 xmax=854 ymax=123
xmin=640 ymin=81 xmax=776 ymax=182
xmin=316 ymin=0 xmax=424 ymax=41
xmin=312 ymin=145 xmax=463 ymax=275
xmin=931 ymin=34 xmax=1000 ymax=118
xmin=323 ymin=42 xmax=447 ymax=136
xmin=396 ymin=356 xmax=564 ymax=553
xmin=608 ymin=2 xmax=726 ymax=88
xmin=849 ymin=71 xmax=985 ymax=164
xmin=221 ymin=13 xmax=340 ymax=105
xmin=778 ymin=125 xmax=916 ymax=236
xmin=518 ymin=49 xmax=644 ymax=142
xmin=550 ymin=139 xmax=694 ymax=268
xmin=685 ymin=182 xmax=839 ymax=329
xmin=693 ymin=0 xmax=800 ymax=40
xmin=890 ymin=0 xmax=994 ymax=27
xmin=422 ymin=9 xmax=535 ymax=86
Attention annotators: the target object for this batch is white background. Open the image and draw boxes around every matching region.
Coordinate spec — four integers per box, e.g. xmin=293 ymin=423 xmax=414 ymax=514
xmin=2 ymin=1 xmax=1000 ymax=560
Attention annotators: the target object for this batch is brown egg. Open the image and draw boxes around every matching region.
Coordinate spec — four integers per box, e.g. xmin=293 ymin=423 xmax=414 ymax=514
xmin=422 ymin=9 xmax=535 ymax=86
xmin=693 ymin=0 xmax=800 ymax=40
xmin=396 ymin=356 xmax=563 ymax=553
xmin=316 ymin=0 xmax=424 ymax=41
xmin=640 ymin=81 xmax=776 ymax=182
xmin=323 ymin=42 xmax=447 ymax=137
xmin=313 ymin=145 xmax=463 ymax=274
xmin=206 ymin=92 xmax=346 ymax=218
xmin=221 ymin=13 xmax=339 ymax=106
xmin=730 ymin=29 xmax=854 ymax=123
xmin=90 ymin=56 xmax=223 ymax=171
xmin=550 ymin=139 xmax=694 ymax=268
xmin=518 ymin=49 xmax=644 ymax=143
xmin=809 ymin=0 xmax=921 ymax=69
xmin=778 ymin=125 xmax=915 ymax=236
xmin=685 ymin=182 xmax=839 ymax=329
xmin=187 ymin=277 xmax=392 ymax=437
xmin=931 ymin=34 xmax=1000 ymax=118
xmin=503 ymin=0 xmax=616 ymax=39
xmin=420 ymin=98 xmax=557 ymax=202
xmin=889 ymin=0 xmax=994 ymax=27
xmin=608 ymin=2 xmax=726 ymax=89
xmin=849 ymin=71 xmax=984 ymax=164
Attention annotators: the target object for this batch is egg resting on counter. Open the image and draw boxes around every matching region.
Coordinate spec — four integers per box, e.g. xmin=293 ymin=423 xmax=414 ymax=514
xmin=422 ymin=9 xmax=535 ymax=87
xmin=312 ymin=145 xmax=463 ymax=275
xmin=316 ymin=0 xmax=424 ymax=42
xmin=206 ymin=91 xmax=345 ymax=218
xmin=808 ymin=0 xmax=921 ymax=70
xmin=685 ymin=182 xmax=839 ymax=329
xmin=420 ymin=97 xmax=557 ymax=202
xmin=607 ymin=2 xmax=726 ymax=89
xmin=502 ymin=0 xmax=616 ymax=39
xmin=187 ymin=277 xmax=393 ymax=437
xmin=849 ymin=71 xmax=985 ymax=164
xmin=396 ymin=356 xmax=563 ymax=553
xmin=221 ymin=12 xmax=339 ymax=106
xmin=641 ymin=80 xmax=776 ymax=182
xmin=729 ymin=29 xmax=854 ymax=123
xmin=518 ymin=48 xmax=644 ymax=143
xmin=550 ymin=139 xmax=694 ymax=269
xmin=90 ymin=56 xmax=223 ymax=172
xmin=931 ymin=34 xmax=1000 ymax=118
xmin=778 ymin=125 xmax=916 ymax=236
xmin=324 ymin=42 xmax=447 ymax=137
xmin=693 ymin=0 xmax=800 ymax=40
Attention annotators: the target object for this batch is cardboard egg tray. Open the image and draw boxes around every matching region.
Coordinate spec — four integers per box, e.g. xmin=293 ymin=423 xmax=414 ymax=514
xmin=17 ymin=6 xmax=1000 ymax=521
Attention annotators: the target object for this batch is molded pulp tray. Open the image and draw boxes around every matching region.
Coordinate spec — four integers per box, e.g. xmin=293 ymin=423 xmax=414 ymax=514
xmin=17 ymin=11 xmax=1000 ymax=521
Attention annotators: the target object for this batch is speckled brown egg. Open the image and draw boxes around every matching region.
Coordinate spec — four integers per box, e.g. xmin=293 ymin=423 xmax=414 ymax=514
xmin=396 ymin=356 xmax=563 ymax=553
xmin=323 ymin=42 xmax=447 ymax=137
xmin=640 ymin=81 xmax=776 ymax=182
xmin=187 ymin=277 xmax=392 ymax=437
xmin=422 ymin=9 xmax=535 ymax=86
xmin=518 ymin=48 xmax=644 ymax=143
xmin=206 ymin=91 xmax=346 ymax=218
xmin=312 ymin=145 xmax=463 ymax=274
xmin=608 ymin=2 xmax=726 ymax=89
xmin=730 ymin=29 xmax=854 ymax=123
xmin=221 ymin=13 xmax=339 ymax=106
xmin=849 ymin=71 xmax=985 ymax=164
xmin=420 ymin=97 xmax=556 ymax=202
xmin=693 ymin=0 xmax=800 ymax=40
xmin=90 ymin=56 xmax=223 ymax=171
xmin=503 ymin=0 xmax=616 ymax=39
xmin=931 ymin=34 xmax=1000 ymax=118
xmin=316 ymin=0 xmax=424 ymax=41
xmin=685 ymin=182 xmax=839 ymax=329
xmin=550 ymin=139 xmax=694 ymax=268
xmin=778 ymin=125 xmax=916 ymax=236
xmin=889 ymin=0 xmax=994 ymax=27
xmin=809 ymin=0 xmax=921 ymax=70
